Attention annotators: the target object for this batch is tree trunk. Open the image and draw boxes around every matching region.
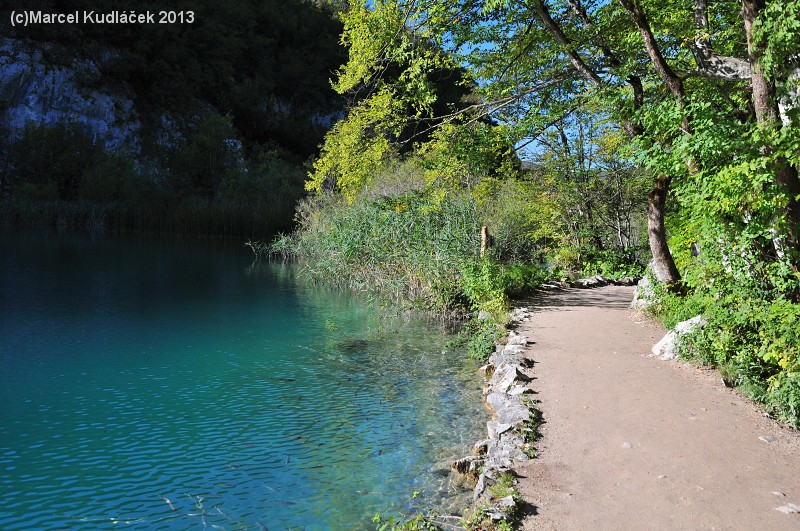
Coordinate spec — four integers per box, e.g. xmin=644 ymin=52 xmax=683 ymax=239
xmin=741 ymin=0 xmax=800 ymax=265
xmin=617 ymin=0 xmax=684 ymax=284
xmin=538 ymin=0 xmax=682 ymax=283
xmin=741 ymin=0 xmax=775 ymax=122
xmin=648 ymin=175 xmax=681 ymax=284
xmin=618 ymin=0 xmax=685 ymax=103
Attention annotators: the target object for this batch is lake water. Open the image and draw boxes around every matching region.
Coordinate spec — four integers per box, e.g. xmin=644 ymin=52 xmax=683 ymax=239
xmin=0 ymin=229 xmax=487 ymax=530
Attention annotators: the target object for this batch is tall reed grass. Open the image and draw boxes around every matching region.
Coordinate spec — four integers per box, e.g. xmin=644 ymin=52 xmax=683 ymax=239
xmin=273 ymin=192 xmax=484 ymax=313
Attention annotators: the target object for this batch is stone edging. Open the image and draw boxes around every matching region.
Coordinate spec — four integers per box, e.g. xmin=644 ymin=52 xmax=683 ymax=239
xmin=452 ymin=278 xmax=641 ymax=525
xmin=452 ymin=308 xmax=536 ymax=523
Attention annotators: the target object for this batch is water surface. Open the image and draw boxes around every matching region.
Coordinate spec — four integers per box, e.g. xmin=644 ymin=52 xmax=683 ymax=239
xmin=0 ymin=229 xmax=487 ymax=529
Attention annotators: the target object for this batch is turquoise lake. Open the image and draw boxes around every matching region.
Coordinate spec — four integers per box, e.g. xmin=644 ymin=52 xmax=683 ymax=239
xmin=0 ymin=229 xmax=487 ymax=530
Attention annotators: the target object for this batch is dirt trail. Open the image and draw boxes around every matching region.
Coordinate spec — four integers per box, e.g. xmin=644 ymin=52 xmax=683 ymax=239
xmin=513 ymin=285 xmax=800 ymax=530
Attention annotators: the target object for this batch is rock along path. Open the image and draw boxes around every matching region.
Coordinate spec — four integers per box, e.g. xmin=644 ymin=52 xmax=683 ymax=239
xmin=513 ymin=285 xmax=800 ymax=530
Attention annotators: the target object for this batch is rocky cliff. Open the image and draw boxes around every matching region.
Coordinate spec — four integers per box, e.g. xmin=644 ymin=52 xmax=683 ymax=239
xmin=0 ymin=37 xmax=140 ymax=151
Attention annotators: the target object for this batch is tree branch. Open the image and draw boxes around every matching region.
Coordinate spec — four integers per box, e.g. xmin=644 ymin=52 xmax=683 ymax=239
xmin=692 ymin=0 xmax=751 ymax=81
xmin=532 ymin=0 xmax=603 ymax=87
xmin=393 ymin=76 xmax=570 ymax=147
xmin=564 ymin=0 xmax=644 ymax=135
xmin=617 ymin=0 xmax=684 ymax=102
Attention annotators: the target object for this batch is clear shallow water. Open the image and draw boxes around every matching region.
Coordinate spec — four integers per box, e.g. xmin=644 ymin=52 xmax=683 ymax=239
xmin=0 ymin=229 xmax=487 ymax=530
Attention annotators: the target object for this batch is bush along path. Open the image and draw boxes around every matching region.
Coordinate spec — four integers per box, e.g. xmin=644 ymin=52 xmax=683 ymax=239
xmin=504 ymin=284 xmax=800 ymax=530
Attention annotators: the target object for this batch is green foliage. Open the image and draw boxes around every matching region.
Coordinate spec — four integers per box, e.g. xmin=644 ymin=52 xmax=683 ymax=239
xmin=449 ymin=317 xmax=507 ymax=362
xmin=580 ymin=249 xmax=644 ymax=278
xmin=517 ymin=400 xmax=544 ymax=458
xmin=648 ymin=261 xmax=800 ymax=427
xmin=461 ymin=258 xmax=509 ymax=318
xmin=530 ymin=113 xmax=650 ymax=275
xmin=12 ymin=181 xmax=59 ymax=201
xmin=463 ymin=506 xmax=515 ymax=531
xmin=445 ymin=259 xmax=548 ymax=361
xmin=280 ymin=150 xmax=550 ymax=326
xmin=498 ymin=263 xmax=549 ymax=297
xmin=277 ymin=189 xmax=483 ymax=313
xmin=79 ymin=152 xmax=140 ymax=203
xmin=334 ymin=0 xmax=460 ymax=113
xmin=6 ymin=122 xmax=99 ymax=200
xmin=419 ymin=123 xmax=519 ymax=192
xmin=335 ymin=1 xmax=409 ymax=94
xmin=2 ymin=117 xmax=307 ymax=237
xmin=474 ymin=176 xmax=561 ymax=264
xmin=307 ymin=88 xmax=405 ymax=201
xmin=487 ymin=472 xmax=520 ymax=501
xmin=372 ymin=512 xmax=439 ymax=531
xmin=753 ymin=1 xmax=800 ymax=80
xmin=766 ymin=372 xmax=800 ymax=429
xmin=169 ymin=114 xmax=244 ymax=199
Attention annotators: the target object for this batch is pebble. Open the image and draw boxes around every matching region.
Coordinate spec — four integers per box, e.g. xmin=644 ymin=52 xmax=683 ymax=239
xmin=775 ymin=503 xmax=800 ymax=514
xmin=622 ymin=442 xmax=633 ymax=449
xmin=759 ymin=435 xmax=777 ymax=443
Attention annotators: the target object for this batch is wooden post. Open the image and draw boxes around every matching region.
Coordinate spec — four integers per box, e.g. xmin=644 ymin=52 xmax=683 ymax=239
xmin=480 ymin=225 xmax=489 ymax=258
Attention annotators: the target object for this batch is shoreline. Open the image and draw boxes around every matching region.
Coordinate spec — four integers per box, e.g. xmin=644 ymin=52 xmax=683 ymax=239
xmin=451 ymin=308 xmax=538 ymax=526
xmin=450 ymin=276 xmax=640 ymax=527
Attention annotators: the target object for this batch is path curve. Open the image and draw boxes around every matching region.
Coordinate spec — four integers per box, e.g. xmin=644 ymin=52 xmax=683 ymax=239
xmin=512 ymin=285 xmax=800 ymax=530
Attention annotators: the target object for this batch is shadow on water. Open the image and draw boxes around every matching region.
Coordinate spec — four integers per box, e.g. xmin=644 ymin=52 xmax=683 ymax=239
xmin=517 ymin=286 xmax=636 ymax=312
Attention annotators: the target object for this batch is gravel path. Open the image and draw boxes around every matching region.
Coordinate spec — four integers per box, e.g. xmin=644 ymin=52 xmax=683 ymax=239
xmin=513 ymin=285 xmax=800 ymax=530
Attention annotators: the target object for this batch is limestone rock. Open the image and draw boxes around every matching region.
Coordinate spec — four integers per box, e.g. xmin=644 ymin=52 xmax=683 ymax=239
xmin=540 ymin=281 xmax=569 ymax=290
xmin=495 ymin=495 xmax=516 ymax=509
xmin=631 ymin=276 xmax=654 ymax=309
xmin=486 ymin=420 xmax=514 ymax=439
xmin=486 ymin=392 xmax=530 ymax=426
xmin=467 ymin=317 xmax=536 ymax=518
xmin=490 ymin=365 xmax=531 ymax=394
xmin=506 ymin=331 xmax=529 ymax=346
xmin=651 ymin=315 xmax=707 ymax=360
xmin=0 ymin=37 xmax=140 ymax=151
xmin=472 ymin=439 xmax=491 ymax=456
xmin=509 ymin=307 xmax=532 ymax=322
xmin=451 ymin=455 xmax=484 ymax=477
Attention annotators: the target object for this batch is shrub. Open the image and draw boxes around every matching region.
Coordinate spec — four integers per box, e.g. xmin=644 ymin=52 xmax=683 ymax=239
xmin=7 ymin=122 xmax=99 ymax=200
xmin=653 ymin=263 xmax=800 ymax=428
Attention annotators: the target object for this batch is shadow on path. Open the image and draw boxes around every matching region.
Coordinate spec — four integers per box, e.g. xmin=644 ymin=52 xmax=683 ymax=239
xmin=517 ymin=287 xmax=635 ymax=311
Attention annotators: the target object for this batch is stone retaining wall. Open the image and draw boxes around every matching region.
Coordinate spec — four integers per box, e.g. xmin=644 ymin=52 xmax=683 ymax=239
xmin=452 ymin=308 xmax=536 ymax=523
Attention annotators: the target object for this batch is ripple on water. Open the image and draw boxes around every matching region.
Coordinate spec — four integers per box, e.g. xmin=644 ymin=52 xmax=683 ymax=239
xmin=0 ymin=232 xmax=488 ymax=529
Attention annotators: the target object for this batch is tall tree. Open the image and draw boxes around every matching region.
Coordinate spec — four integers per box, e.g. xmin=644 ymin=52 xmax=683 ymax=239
xmin=314 ymin=0 xmax=800 ymax=282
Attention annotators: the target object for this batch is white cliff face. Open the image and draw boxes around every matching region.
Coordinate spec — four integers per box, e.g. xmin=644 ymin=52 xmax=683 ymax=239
xmin=0 ymin=37 xmax=140 ymax=152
